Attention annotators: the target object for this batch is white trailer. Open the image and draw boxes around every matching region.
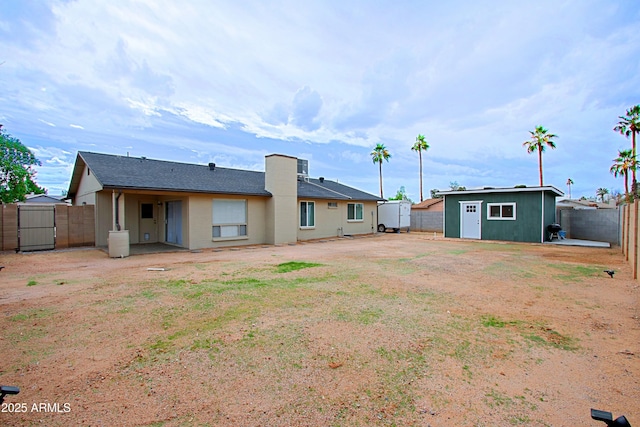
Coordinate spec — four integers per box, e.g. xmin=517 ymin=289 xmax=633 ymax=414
xmin=377 ymin=200 xmax=411 ymax=233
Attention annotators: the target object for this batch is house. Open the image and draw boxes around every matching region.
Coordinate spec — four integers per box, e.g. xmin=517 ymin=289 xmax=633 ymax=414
xmin=556 ymin=198 xmax=617 ymax=210
xmin=67 ymin=152 xmax=383 ymax=252
xmin=437 ymin=186 xmax=563 ymax=243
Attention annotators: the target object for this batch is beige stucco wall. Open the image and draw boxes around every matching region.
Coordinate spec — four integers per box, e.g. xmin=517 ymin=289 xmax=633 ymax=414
xmin=188 ymin=194 xmax=268 ymax=250
xmin=265 ymin=154 xmax=297 ymax=244
xmin=297 ymin=200 xmax=377 ymax=241
xmin=73 ymin=165 xmax=101 ymax=205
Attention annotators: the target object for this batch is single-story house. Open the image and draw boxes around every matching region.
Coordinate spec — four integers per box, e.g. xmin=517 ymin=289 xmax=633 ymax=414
xmin=437 ymin=186 xmax=563 ymax=243
xmin=67 ymin=152 xmax=383 ymax=251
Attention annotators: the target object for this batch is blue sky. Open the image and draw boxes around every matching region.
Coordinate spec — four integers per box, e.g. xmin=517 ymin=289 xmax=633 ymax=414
xmin=1 ymin=0 xmax=639 ymax=200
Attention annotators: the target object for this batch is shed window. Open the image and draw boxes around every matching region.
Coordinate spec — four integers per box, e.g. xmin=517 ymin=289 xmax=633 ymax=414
xmin=212 ymin=199 xmax=247 ymax=238
xmin=487 ymin=203 xmax=516 ymax=220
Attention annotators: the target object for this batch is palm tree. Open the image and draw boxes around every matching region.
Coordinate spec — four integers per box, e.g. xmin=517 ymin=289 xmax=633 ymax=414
xmin=411 ymin=134 xmax=429 ymax=202
xmin=610 ymin=149 xmax=636 ymax=203
xmin=596 ymin=187 xmax=609 ymax=203
xmin=614 ymin=105 xmax=640 ymax=196
xmin=566 ymin=178 xmax=574 ymax=199
xmin=523 ymin=126 xmax=558 ymax=186
xmin=371 ymin=143 xmax=391 ymax=198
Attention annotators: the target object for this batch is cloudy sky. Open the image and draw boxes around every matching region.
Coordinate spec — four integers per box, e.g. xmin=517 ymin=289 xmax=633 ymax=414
xmin=1 ymin=0 xmax=639 ymax=200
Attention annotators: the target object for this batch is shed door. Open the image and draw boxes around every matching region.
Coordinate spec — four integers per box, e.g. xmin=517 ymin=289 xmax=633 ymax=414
xmin=460 ymin=202 xmax=481 ymax=239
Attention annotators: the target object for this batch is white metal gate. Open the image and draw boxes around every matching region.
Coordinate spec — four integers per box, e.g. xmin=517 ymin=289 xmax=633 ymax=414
xmin=18 ymin=205 xmax=55 ymax=251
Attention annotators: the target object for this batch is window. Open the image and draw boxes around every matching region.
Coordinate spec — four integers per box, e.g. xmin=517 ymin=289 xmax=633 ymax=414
xmin=487 ymin=203 xmax=516 ymax=220
xmin=212 ymin=199 xmax=247 ymax=238
xmin=328 ymin=202 xmax=338 ymax=209
xmin=141 ymin=203 xmax=154 ymax=219
xmin=347 ymin=203 xmax=364 ymax=221
xmin=300 ymin=201 xmax=315 ymax=228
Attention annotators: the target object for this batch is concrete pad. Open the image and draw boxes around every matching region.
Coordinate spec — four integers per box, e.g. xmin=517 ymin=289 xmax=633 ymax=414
xmin=545 ymin=238 xmax=610 ymax=248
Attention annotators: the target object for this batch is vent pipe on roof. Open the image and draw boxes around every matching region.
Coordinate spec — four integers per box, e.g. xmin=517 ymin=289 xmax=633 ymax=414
xmin=319 ymin=177 xmax=325 ymax=183
xmin=208 ymin=163 xmax=216 ymax=171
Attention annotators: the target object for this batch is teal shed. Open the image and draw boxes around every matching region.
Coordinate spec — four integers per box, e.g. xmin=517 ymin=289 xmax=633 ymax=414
xmin=438 ymin=186 xmax=564 ymax=243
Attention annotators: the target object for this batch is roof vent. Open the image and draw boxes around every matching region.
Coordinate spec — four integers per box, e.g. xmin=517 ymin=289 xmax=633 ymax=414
xmin=319 ymin=177 xmax=325 ymax=183
xmin=208 ymin=163 xmax=216 ymax=171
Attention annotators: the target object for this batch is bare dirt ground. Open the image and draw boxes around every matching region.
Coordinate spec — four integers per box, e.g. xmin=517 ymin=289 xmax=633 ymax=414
xmin=0 ymin=233 xmax=638 ymax=426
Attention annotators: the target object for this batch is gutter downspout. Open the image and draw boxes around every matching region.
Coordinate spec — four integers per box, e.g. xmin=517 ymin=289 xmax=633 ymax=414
xmin=115 ymin=191 xmax=122 ymax=231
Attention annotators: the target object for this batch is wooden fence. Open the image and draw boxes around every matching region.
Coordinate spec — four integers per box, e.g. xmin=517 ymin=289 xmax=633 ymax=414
xmin=621 ymin=202 xmax=639 ymax=279
xmin=0 ymin=204 xmax=95 ymax=252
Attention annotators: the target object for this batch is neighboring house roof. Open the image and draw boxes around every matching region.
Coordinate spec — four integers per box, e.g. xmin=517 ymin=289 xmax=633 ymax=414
xmin=22 ymin=194 xmax=66 ymax=204
xmin=411 ymin=198 xmax=443 ymax=210
xmin=68 ymin=151 xmax=382 ymax=201
xmin=556 ymin=198 xmax=617 ymax=209
xmin=437 ymin=185 xmax=564 ymax=197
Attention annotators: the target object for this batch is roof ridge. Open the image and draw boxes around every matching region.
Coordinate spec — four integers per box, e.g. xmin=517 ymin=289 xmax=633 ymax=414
xmin=305 ymin=179 xmax=352 ymax=199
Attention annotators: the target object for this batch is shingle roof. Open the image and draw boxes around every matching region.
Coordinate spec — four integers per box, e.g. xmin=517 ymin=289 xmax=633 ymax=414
xmin=72 ymin=152 xmax=271 ymax=196
xmin=298 ymin=178 xmax=383 ymax=201
xmin=69 ymin=152 xmax=382 ymax=201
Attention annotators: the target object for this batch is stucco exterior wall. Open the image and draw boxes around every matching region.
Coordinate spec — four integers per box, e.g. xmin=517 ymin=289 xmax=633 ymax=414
xmin=188 ymin=194 xmax=268 ymax=250
xmin=265 ymin=155 xmax=298 ymax=244
xmin=297 ymin=200 xmax=377 ymax=240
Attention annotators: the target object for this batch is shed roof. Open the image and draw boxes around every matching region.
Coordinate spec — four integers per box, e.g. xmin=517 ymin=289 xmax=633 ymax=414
xmin=437 ymin=186 xmax=563 ymax=197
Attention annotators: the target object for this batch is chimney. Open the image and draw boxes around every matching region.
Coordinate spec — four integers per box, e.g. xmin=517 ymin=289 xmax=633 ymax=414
xmin=319 ymin=177 xmax=325 ymax=183
xmin=208 ymin=163 xmax=216 ymax=171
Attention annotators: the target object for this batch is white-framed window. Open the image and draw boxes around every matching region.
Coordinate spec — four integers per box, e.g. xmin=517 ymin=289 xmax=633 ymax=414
xmin=347 ymin=203 xmax=364 ymax=221
xmin=212 ymin=199 xmax=247 ymax=238
xmin=300 ymin=201 xmax=315 ymax=228
xmin=328 ymin=202 xmax=338 ymax=209
xmin=487 ymin=202 xmax=516 ymax=220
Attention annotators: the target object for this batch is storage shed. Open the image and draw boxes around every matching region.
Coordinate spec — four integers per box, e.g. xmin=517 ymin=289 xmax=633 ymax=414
xmin=438 ymin=186 xmax=563 ymax=243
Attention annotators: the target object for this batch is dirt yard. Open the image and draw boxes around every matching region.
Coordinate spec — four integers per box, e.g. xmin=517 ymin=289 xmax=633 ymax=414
xmin=0 ymin=233 xmax=638 ymax=426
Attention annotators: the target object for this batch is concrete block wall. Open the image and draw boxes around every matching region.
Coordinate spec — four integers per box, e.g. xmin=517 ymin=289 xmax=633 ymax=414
xmin=410 ymin=211 xmax=443 ymax=232
xmin=558 ymin=208 xmax=620 ymax=245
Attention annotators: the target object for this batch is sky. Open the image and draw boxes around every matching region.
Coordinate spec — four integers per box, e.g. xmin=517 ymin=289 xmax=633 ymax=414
xmin=1 ymin=0 xmax=639 ymax=201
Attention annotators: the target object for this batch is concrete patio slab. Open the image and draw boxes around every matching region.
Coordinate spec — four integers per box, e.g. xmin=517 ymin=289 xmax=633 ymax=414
xmin=545 ymin=238 xmax=611 ymax=248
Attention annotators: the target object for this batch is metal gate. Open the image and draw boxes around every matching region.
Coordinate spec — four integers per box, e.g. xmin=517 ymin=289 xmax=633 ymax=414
xmin=18 ymin=205 xmax=55 ymax=251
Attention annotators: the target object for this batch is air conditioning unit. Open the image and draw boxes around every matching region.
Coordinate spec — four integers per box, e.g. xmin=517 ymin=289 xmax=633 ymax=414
xmin=297 ymin=159 xmax=309 ymax=178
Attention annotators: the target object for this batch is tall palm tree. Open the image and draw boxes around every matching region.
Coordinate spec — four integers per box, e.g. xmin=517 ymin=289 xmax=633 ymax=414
xmin=596 ymin=187 xmax=609 ymax=203
xmin=411 ymin=134 xmax=429 ymax=202
xmin=523 ymin=125 xmax=558 ymax=186
xmin=614 ymin=105 xmax=640 ymax=197
xmin=610 ymin=149 xmax=636 ymax=203
xmin=566 ymin=178 xmax=574 ymax=199
xmin=371 ymin=143 xmax=391 ymax=198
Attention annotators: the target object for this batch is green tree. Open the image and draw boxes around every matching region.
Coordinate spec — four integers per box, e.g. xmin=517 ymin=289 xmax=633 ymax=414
xmin=614 ymin=105 xmax=640 ymax=196
xmin=566 ymin=178 xmax=574 ymax=199
xmin=388 ymin=186 xmax=413 ymax=203
xmin=610 ymin=149 xmax=636 ymax=203
xmin=596 ymin=187 xmax=609 ymax=203
xmin=449 ymin=181 xmax=466 ymax=191
xmin=411 ymin=134 xmax=429 ymax=202
xmin=430 ymin=188 xmax=442 ymax=199
xmin=0 ymin=125 xmax=44 ymax=203
xmin=370 ymin=143 xmax=391 ymax=198
xmin=523 ymin=125 xmax=557 ymax=186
